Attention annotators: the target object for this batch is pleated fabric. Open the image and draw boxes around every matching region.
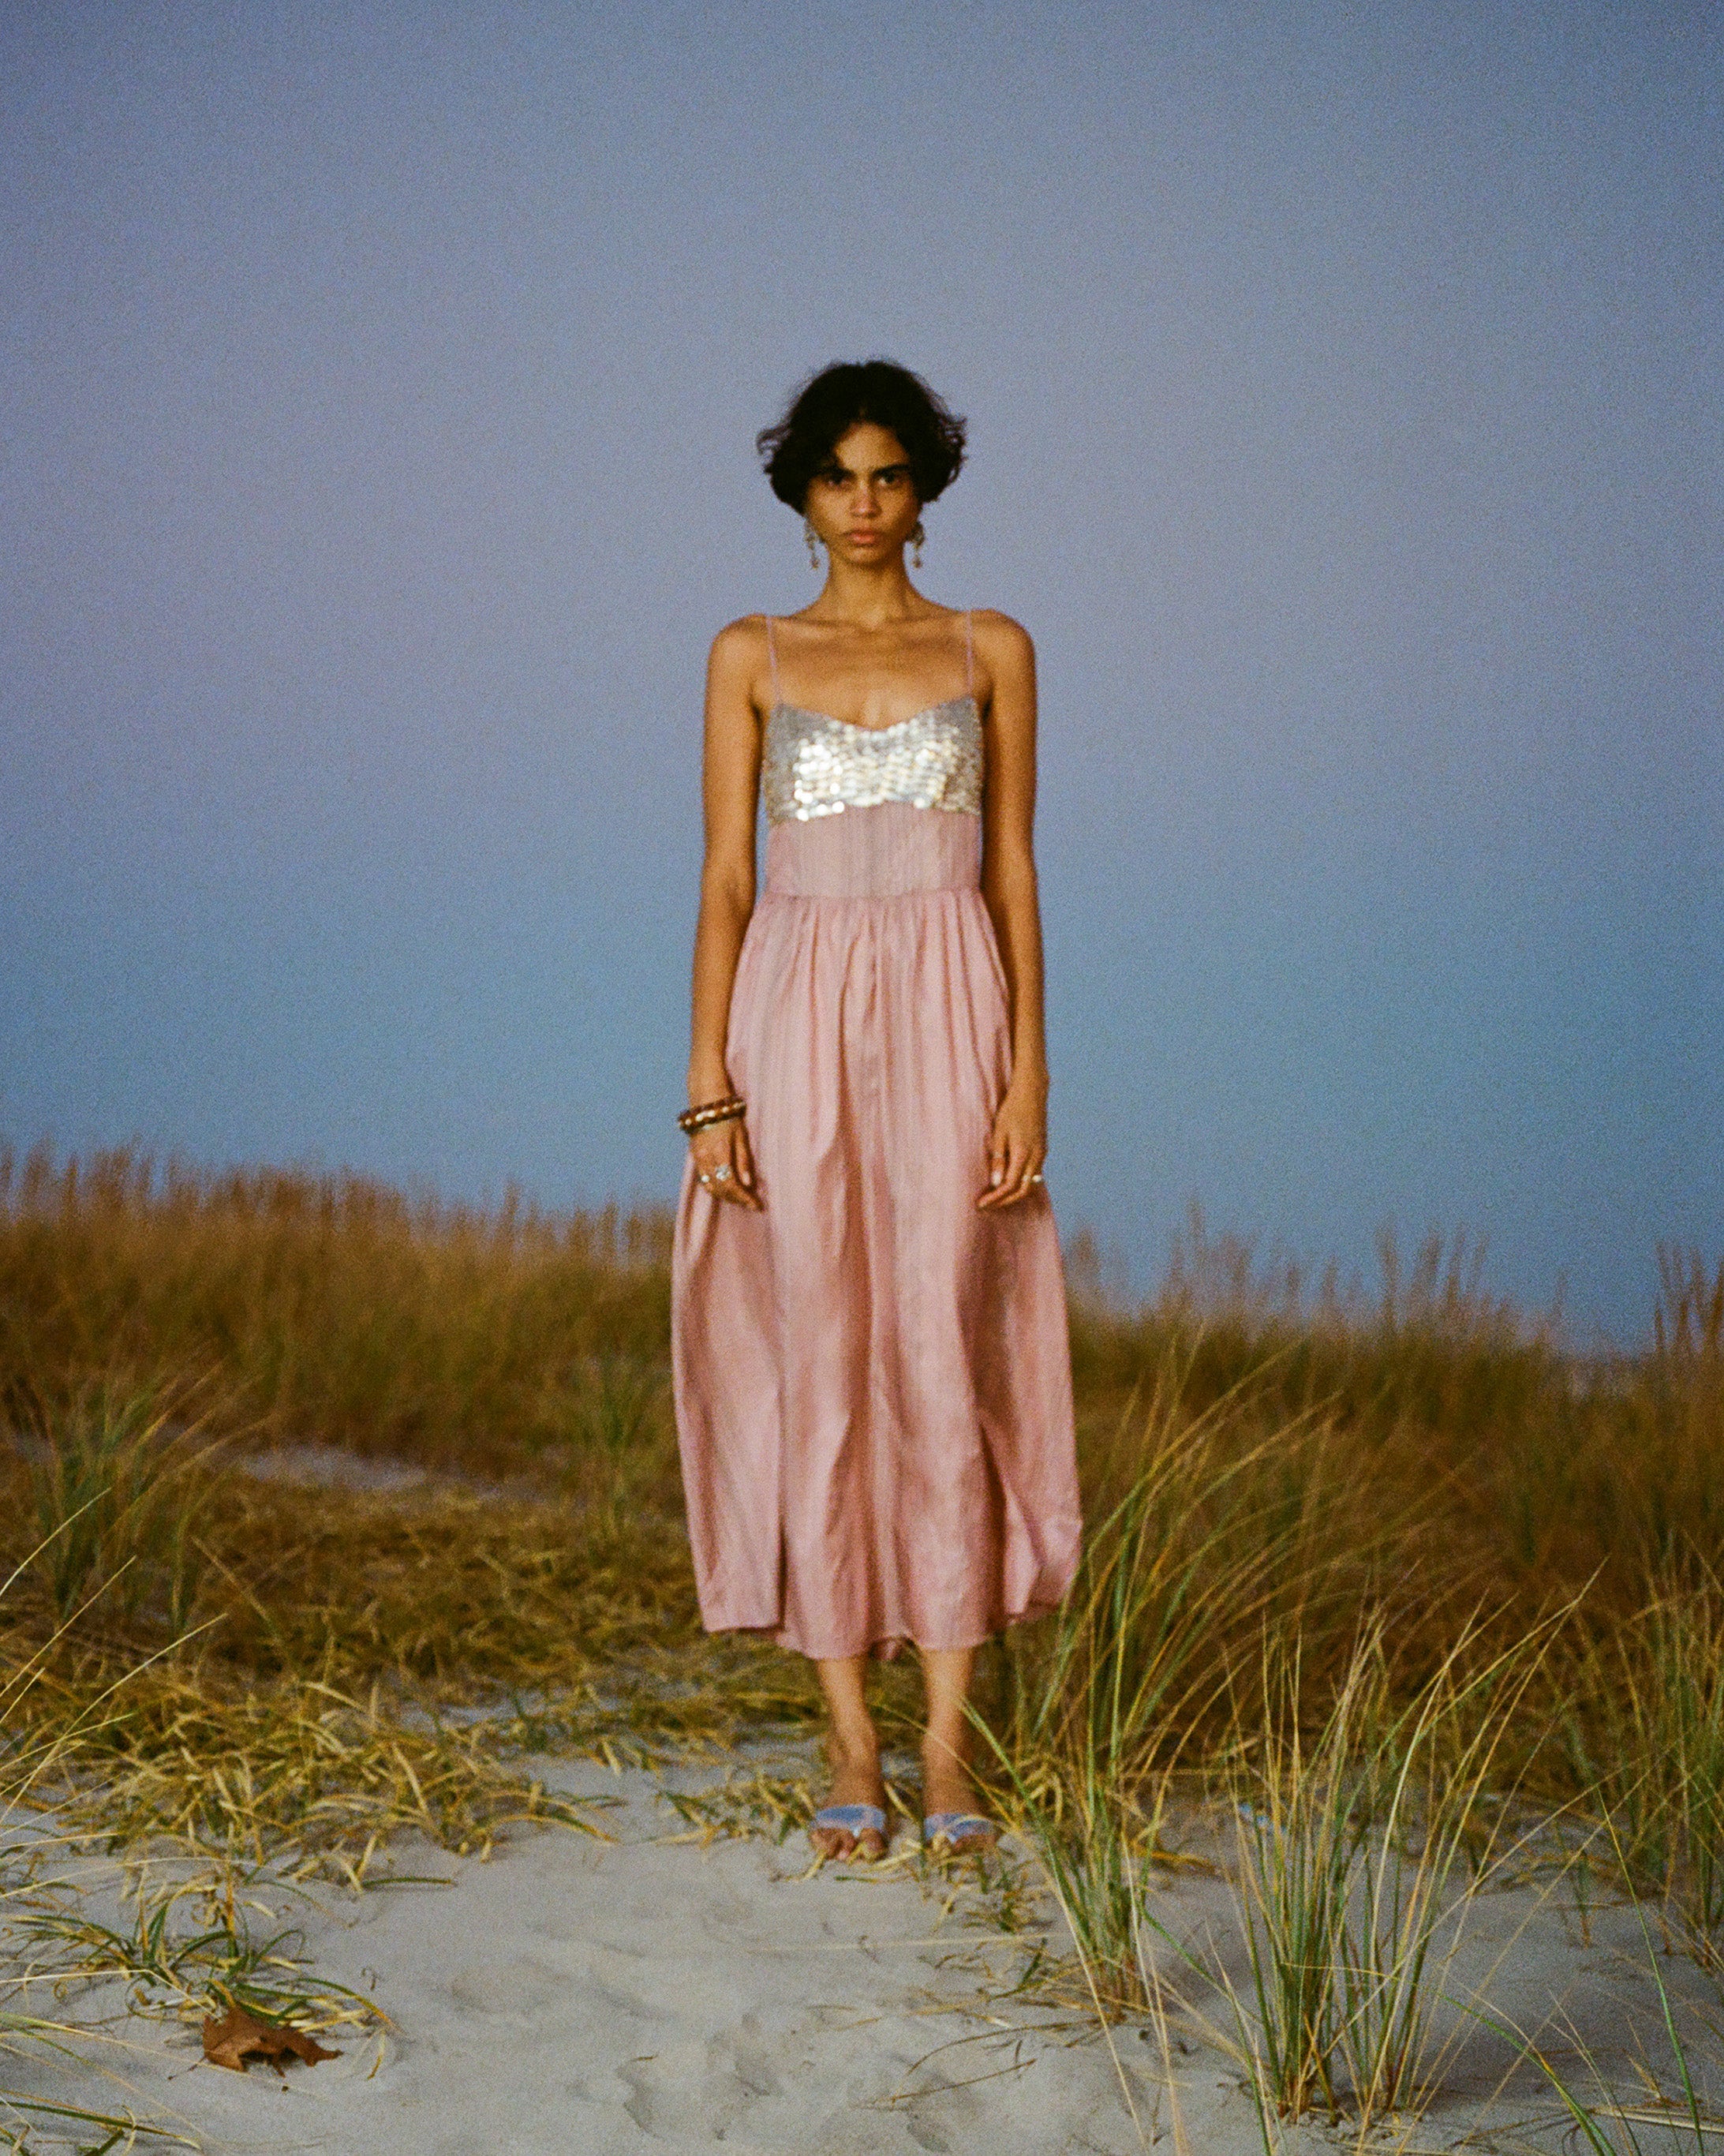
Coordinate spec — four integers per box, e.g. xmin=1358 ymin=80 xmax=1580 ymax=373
xmin=672 ymin=801 xmax=1081 ymax=1661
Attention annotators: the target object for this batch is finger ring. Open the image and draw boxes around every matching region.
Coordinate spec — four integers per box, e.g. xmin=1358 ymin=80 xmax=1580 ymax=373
xmin=712 ymin=1164 xmax=733 ymax=1183
xmin=1029 ymin=1172 xmax=1045 ymax=1185
xmin=698 ymin=1172 xmax=712 ymax=1187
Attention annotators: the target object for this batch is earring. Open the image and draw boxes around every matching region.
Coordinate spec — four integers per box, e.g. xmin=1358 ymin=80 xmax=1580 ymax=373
xmin=803 ymin=519 xmax=821 ymax=571
xmin=911 ymin=520 xmax=926 ymax=569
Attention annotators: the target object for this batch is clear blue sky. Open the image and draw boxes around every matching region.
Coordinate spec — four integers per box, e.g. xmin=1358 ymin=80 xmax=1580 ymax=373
xmin=2 ymin=2 xmax=1718 ymax=1342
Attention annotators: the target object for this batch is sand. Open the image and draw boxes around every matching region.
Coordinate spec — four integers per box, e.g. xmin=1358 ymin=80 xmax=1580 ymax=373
xmin=6 ymin=1749 xmax=1723 ymax=2154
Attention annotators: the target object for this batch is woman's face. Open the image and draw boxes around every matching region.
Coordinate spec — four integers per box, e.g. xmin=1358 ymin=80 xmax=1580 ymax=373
xmin=802 ymin=422 xmax=921 ymax=567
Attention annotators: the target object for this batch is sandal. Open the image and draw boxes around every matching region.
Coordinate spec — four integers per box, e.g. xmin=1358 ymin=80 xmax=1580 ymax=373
xmin=922 ymin=1811 xmax=997 ymax=1854
xmin=809 ymin=1803 xmax=888 ymax=1858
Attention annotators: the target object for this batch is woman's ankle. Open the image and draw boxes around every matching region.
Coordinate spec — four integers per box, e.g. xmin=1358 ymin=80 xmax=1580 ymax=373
xmin=823 ymin=1746 xmax=886 ymax=1810
xmin=826 ymin=1705 xmax=881 ymax=1761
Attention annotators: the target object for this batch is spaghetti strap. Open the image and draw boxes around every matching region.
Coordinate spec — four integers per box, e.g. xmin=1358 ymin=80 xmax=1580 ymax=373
xmin=963 ymin=610 xmax=974 ymax=695
xmin=763 ymin=615 xmax=780 ymax=709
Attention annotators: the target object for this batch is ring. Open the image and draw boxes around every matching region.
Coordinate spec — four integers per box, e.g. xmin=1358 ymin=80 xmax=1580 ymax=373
xmin=712 ymin=1164 xmax=733 ymax=1184
xmin=697 ymin=1172 xmax=712 ymax=1187
xmin=1029 ymin=1172 xmax=1045 ymax=1185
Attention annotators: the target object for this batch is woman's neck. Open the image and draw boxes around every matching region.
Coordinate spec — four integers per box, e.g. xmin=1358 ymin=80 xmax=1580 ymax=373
xmin=806 ymin=552 xmax=930 ymax=627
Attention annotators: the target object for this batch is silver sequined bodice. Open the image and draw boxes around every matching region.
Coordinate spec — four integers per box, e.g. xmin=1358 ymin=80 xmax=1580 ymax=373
xmin=762 ymin=699 xmax=983 ymax=825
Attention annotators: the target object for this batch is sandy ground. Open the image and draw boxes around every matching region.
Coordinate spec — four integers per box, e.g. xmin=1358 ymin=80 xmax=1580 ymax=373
xmin=7 ymin=1748 xmax=1724 ymax=2155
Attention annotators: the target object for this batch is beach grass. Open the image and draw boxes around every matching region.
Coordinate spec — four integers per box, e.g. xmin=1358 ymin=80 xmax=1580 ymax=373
xmin=3 ymin=1144 xmax=1723 ymax=2137
xmin=0 ymin=1454 xmax=832 ymax=1884
xmin=0 ymin=1144 xmax=670 ymax=1477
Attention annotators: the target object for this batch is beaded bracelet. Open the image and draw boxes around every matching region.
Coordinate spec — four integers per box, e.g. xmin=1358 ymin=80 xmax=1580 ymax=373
xmin=676 ymin=1095 xmax=746 ymax=1135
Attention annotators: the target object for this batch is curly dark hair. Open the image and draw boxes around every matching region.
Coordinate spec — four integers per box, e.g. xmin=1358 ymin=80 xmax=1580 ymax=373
xmin=757 ymin=360 xmax=967 ymax=511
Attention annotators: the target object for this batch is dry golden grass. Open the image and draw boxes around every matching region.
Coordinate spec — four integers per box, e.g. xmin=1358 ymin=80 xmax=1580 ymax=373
xmin=0 ymin=1144 xmax=891 ymax=1892
xmin=3 ymin=1141 xmax=1724 ymax=2100
xmin=0 ymin=1447 xmax=843 ymax=1882
xmin=0 ymin=1144 xmax=669 ymax=1474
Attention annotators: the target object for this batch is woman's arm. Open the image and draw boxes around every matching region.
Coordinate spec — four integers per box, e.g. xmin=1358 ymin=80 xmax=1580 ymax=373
xmin=975 ymin=612 xmax=1050 ymax=1211
xmin=686 ymin=619 xmax=766 ymax=1208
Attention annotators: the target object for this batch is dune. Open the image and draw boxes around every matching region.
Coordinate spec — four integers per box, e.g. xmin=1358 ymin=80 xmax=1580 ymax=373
xmin=7 ymin=1746 xmax=1721 ymax=2154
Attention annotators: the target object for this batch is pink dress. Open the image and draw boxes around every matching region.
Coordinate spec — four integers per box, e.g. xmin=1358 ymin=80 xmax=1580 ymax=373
xmin=671 ymin=615 xmax=1081 ymax=1661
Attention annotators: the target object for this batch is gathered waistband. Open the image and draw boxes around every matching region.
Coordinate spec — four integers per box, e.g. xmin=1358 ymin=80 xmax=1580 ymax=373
xmin=765 ymin=803 xmax=981 ymax=900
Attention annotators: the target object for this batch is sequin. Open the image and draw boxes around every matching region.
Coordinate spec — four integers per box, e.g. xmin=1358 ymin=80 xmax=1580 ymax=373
xmin=762 ymin=699 xmax=983 ymax=825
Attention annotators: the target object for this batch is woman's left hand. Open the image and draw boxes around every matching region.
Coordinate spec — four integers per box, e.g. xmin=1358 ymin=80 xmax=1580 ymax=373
xmin=978 ymin=1077 xmax=1048 ymax=1210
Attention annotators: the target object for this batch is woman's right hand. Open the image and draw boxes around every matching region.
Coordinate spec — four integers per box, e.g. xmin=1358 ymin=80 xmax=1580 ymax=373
xmin=689 ymin=1114 xmax=762 ymax=1211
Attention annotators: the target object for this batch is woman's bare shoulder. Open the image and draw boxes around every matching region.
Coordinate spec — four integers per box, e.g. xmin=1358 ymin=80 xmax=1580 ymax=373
xmin=707 ymin=616 xmax=774 ymax=704
xmin=710 ymin=614 xmax=772 ymax=662
xmin=967 ymin=608 xmax=1034 ymax=680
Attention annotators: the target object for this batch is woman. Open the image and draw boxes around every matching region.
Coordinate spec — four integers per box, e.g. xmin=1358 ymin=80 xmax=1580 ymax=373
xmin=671 ymin=360 xmax=1081 ymax=1860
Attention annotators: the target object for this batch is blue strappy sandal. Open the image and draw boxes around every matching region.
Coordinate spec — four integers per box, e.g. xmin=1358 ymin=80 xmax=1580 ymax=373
xmin=809 ymin=1803 xmax=888 ymax=1858
xmin=922 ymin=1811 xmax=997 ymax=1855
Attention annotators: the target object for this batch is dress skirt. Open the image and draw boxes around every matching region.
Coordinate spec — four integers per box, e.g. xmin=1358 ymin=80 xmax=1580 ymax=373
xmin=671 ymin=802 xmax=1082 ymax=1662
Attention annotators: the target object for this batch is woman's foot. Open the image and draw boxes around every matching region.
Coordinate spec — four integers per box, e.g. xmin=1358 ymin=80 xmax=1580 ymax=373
xmin=810 ymin=1654 xmax=888 ymax=1860
xmin=918 ymin=1643 xmax=993 ymax=1851
xmin=809 ymin=1747 xmax=888 ymax=1860
xmin=922 ymin=1810 xmax=997 ymax=1855
xmin=920 ymin=1742 xmax=992 ymax=1850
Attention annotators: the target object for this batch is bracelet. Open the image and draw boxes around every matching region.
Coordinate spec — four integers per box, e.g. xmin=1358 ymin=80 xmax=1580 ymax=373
xmin=679 ymin=1097 xmax=745 ymax=1134
xmin=677 ymin=1095 xmax=746 ymax=1135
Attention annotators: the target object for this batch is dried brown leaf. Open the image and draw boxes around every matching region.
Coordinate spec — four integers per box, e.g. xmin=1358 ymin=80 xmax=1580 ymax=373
xmin=200 ymin=2003 xmax=339 ymax=2074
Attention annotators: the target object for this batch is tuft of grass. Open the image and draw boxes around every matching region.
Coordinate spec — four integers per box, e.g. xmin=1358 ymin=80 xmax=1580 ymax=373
xmin=13 ymin=1862 xmax=381 ymax=2037
xmin=1564 ymin=1571 xmax=1724 ymax=1965
xmin=1002 ymin=1376 xmax=1363 ymax=1787
xmin=21 ymin=1386 xmax=219 ymax=1636
xmin=989 ymin=1747 xmax=1172 ymax=2017
xmin=1208 ymin=1611 xmax=1559 ymax=2132
xmin=988 ymin=1354 xmax=1430 ymax=2021
xmin=0 ymin=1534 xmax=204 ymax=2154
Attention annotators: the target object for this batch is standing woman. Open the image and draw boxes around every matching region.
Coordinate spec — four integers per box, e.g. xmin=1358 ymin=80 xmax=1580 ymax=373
xmin=672 ymin=361 xmax=1081 ymax=1859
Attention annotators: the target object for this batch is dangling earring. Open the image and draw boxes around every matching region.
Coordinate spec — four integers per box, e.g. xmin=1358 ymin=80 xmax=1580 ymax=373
xmin=911 ymin=519 xmax=926 ymax=569
xmin=803 ymin=519 xmax=822 ymax=571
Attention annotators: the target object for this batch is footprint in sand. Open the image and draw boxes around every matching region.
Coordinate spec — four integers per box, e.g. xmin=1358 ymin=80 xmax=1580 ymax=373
xmin=446 ymin=1957 xmax=564 ymax=2019
xmin=619 ymin=2027 xmax=782 ymax=2139
xmin=899 ymin=2076 xmax=982 ymax=2154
